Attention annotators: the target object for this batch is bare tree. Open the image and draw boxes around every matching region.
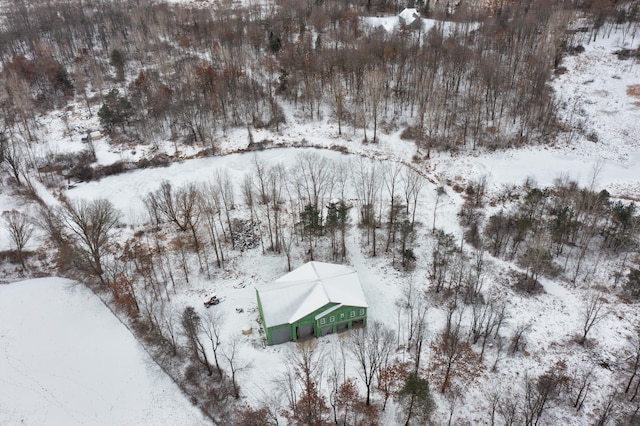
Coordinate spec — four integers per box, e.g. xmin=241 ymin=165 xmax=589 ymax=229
xmin=435 ymin=303 xmax=467 ymax=393
xmin=213 ymin=170 xmax=236 ymax=249
xmin=145 ymin=181 xmax=199 ymax=234
xmin=222 ymin=336 xmax=251 ymax=399
xmin=349 ymin=321 xmax=395 ymax=405
xmin=352 ymin=158 xmax=381 ymax=255
xmin=281 ymin=340 xmax=330 ymax=424
xmin=568 ymin=366 xmax=593 ymax=412
xmin=486 ymin=388 xmax=501 ymax=426
xmin=0 ymin=133 xmax=28 ymax=186
xmin=203 ymin=310 xmax=225 ymax=377
xmin=402 ymin=168 xmax=424 ymax=230
xmin=364 ymin=69 xmax=385 ymax=143
xmin=579 ymin=291 xmax=606 ymax=345
xmin=140 ymin=295 xmax=178 ymax=357
xmin=383 ymin=162 xmax=403 ymax=253
xmin=510 ymin=322 xmax=531 ymax=354
xmin=293 ymin=151 xmax=331 ymax=212
xmin=626 ymin=332 xmax=640 ymax=401
xmin=432 ymin=186 xmax=446 ymax=233
xmin=61 ymin=198 xmax=120 ymax=285
xmin=594 ymin=391 xmax=617 ymax=426
xmin=2 ymin=210 xmax=34 ymax=268
xmin=521 ymin=364 xmax=568 ymax=426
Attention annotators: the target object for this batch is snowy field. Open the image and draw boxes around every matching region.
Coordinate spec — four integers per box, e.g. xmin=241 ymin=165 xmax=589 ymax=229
xmin=0 ymin=278 xmax=208 ymax=426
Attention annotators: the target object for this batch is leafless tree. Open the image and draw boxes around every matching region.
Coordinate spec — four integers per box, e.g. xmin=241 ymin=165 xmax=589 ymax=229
xmin=0 ymin=133 xmax=28 ymax=185
xmin=2 ymin=210 xmax=34 ymax=268
xmin=293 ymin=151 xmax=331 ymax=212
xmin=445 ymin=388 xmax=461 ymax=426
xmin=203 ymin=310 xmax=225 ymax=377
xmin=498 ymin=392 xmax=519 ymax=426
xmin=510 ymin=322 xmax=531 ymax=355
xmin=402 ymin=168 xmax=424 ymax=229
xmin=251 ymin=158 xmax=287 ymax=253
xmin=145 ymin=181 xmax=201 ymax=236
xmin=61 ymin=198 xmax=120 ymax=285
xmin=36 ymin=204 xmax=67 ymax=247
xmin=491 ymin=337 xmax=507 ymax=372
xmin=410 ymin=302 xmax=429 ymax=373
xmin=626 ymin=332 xmax=640 ymax=401
xmin=348 ymin=321 xmax=395 ymax=405
xmin=212 ymin=170 xmax=236 ymax=249
xmin=352 ymin=157 xmax=380 ymax=255
xmin=519 ymin=233 xmax=556 ymax=290
xmin=140 ymin=294 xmax=179 ymax=357
xmin=579 ymin=291 xmax=606 ymax=345
xmin=594 ymin=391 xmax=617 ymax=426
xmin=570 ymin=367 xmax=593 ymax=411
xmin=329 ymin=73 xmax=346 ymax=136
xmin=436 ymin=303 xmax=467 ymax=393
xmin=521 ymin=365 xmax=567 ymax=426
xmin=222 ymin=336 xmax=251 ymax=399
xmin=471 ymin=297 xmax=507 ymax=362
xmin=383 ymin=162 xmax=403 ymax=253
xmin=364 ymin=69 xmax=385 ymax=143
xmin=486 ymin=388 xmax=501 ymax=426
xmin=280 ymin=340 xmax=330 ymax=423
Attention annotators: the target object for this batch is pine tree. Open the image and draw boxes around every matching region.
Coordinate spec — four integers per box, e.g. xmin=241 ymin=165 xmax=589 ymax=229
xmin=396 ymin=372 xmax=435 ymax=426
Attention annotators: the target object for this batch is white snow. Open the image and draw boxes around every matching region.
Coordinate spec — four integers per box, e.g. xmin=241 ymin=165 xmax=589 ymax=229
xmin=439 ymin=28 xmax=640 ymax=198
xmin=1 ymin=14 xmax=639 ymax=426
xmin=0 ymin=278 xmax=208 ymax=426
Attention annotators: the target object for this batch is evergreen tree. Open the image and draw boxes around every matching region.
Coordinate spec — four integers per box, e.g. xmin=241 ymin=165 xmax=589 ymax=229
xmin=98 ymin=89 xmax=134 ymax=132
xmin=626 ymin=268 xmax=640 ymax=297
xmin=110 ymin=49 xmax=126 ymax=81
xmin=268 ymin=32 xmax=282 ymax=53
xmin=53 ymin=64 xmax=74 ymax=93
xmin=395 ymin=372 xmax=435 ymax=426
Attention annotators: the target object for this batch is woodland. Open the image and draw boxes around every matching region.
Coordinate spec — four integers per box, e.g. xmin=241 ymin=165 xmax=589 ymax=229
xmin=2 ymin=0 xmax=640 ymax=424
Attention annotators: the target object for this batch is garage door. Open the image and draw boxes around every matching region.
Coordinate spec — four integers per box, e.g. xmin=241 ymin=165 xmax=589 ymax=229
xmin=270 ymin=326 xmax=291 ymax=345
xmin=296 ymin=323 xmax=314 ymax=340
xmin=321 ymin=326 xmax=333 ymax=336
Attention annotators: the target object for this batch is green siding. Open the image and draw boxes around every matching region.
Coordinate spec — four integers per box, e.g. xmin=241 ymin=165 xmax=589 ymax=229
xmin=260 ymin=301 xmax=367 ymax=345
xmin=315 ymin=306 xmax=367 ymax=336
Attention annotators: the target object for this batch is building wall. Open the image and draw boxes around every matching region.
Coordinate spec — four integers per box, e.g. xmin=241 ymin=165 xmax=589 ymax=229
xmin=263 ymin=303 xmax=367 ymax=345
xmin=314 ymin=305 xmax=367 ymax=337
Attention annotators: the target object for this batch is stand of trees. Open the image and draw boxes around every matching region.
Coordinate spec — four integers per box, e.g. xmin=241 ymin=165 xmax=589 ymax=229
xmin=2 ymin=0 xmax=632 ymax=160
xmin=461 ymin=178 xmax=640 ymax=289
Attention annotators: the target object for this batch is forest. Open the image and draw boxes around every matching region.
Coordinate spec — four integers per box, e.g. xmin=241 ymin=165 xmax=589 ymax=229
xmin=2 ymin=0 xmax=640 ymax=424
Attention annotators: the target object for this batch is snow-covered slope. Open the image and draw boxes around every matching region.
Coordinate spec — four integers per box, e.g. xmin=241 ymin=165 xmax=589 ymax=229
xmin=0 ymin=278 xmax=208 ymax=426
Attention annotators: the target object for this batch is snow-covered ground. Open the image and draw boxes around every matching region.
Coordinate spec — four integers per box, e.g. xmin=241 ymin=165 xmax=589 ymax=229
xmin=432 ymin=27 xmax=640 ymax=198
xmin=0 ymin=278 xmax=208 ymax=426
xmin=1 ymin=17 xmax=639 ymax=426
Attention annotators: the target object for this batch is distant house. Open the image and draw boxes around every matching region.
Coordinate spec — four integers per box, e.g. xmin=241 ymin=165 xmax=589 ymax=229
xmin=256 ymin=261 xmax=368 ymax=345
xmin=399 ymin=8 xmax=421 ymax=29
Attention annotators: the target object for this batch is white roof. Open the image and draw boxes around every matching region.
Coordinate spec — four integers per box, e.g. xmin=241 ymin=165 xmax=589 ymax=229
xmin=256 ymin=262 xmax=368 ymax=328
xmin=399 ymin=8 xmax=419 ymax=26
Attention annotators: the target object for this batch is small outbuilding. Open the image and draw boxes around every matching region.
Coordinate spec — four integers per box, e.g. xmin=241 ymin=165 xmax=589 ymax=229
xmin=399 ymin=8 xmax=421 ymax=29
xmin=256 ymin=261 xmax=368 ymax=345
